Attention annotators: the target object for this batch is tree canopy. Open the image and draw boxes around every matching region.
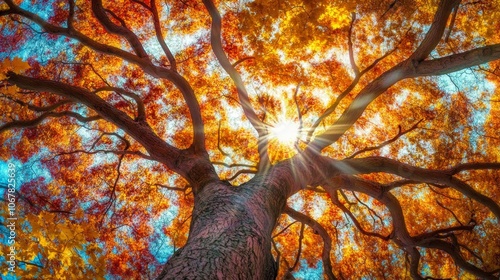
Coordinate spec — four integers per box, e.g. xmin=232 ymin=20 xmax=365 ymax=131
xmin=1 ymin=0 xmax=500 ymax=279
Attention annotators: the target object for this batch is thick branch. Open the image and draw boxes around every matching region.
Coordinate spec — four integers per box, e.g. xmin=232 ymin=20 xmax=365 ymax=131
xmin=307 ymin=63 xmax=408 ymax=151
xmin=3 ymin=0 xmax=144 ymax=66
xmin=202 ymin=0 xmax=270 ymax=169
xmin=325 ymin=174 xmax=496 ymax=279
xmin=446 ymin=162 xmax=500 ymax=174
xmin=347 ymin=13 xmax=360 ymax=76
xmin=0 ymin=9 xmax=11 ymax=16
xmin=410 ymin=0 xmax=461 ymax=62
xmin=421 ymin=239 xmax=496 ymax=279
xmin=201 ymin=0 xmax=263 ymax=131
xmin=305 ymin=41 xmax=401 ymax=144
xmin=151 ymin=0 xmax=177 ymax=71
xmin=5 ymin=72 xmax=218 ymax=191
xmin=306 ymin=0 xmax=466 ymax=152
xmin=340 ymin=157 xmax=500 ymax=220
xmin=91 ymin=0 xmax=149 ymax=58
xmin=308 ymin=42 xmax=500 ymax=152
xmin=4 ymin=0 xmax=206 ymax=152
xmin=328 ymin=175 xmax=414 ymax=245
xmin=413 ymin=44 xmax=500 ymax=76
xmin=407 ymin=248 xmax=423 ymax=280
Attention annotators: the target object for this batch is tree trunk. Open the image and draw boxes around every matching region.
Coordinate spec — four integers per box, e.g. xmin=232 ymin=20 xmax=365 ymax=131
xmin=156 ymin=174 xmax=290 ymax=279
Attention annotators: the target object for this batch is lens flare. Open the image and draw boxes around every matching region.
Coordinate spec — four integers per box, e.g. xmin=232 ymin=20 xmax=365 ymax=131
xmin=269 ymin=120 xmax=300 ymax=145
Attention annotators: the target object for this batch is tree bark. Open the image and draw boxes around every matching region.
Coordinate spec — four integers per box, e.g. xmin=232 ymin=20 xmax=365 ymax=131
xmin=156 ymin=174 xmax=291 ymax=279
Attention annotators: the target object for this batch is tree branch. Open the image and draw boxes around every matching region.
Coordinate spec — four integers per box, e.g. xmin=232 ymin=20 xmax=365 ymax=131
xmin=348 ymin=120 xmax=422 ymax=158
xmin=0 ymin=9 xmax=11 ymax=16
xmin=446 ymin=162 xmax=500 ymax=174
xmin=410 ymin=0 xmax=461 ymax=62
xmin=0 ymin=184 xmax=72 ymax=214
xmin=93 ymin=86 xmax=146 ymax=121
xmin=151 ymin=0 xmax=177 ymax=71
xmin=155 ymin=183 xmax=188 ymax=192
xmin=293 ymin=83 xmax=303 ymax=148
xmin=202 ymin=0 xmax=270 ymax=169
xmin=309 ymin=25 xmax=413 ymax=146
xmin=306 ymin=41 xmax=500 ymax=152
xmin=216 ymin=121 xmax=230 ymax=157
xmin=91 ymin=0 xmax=149 ymax=58
xmin=3 ymin=0 xmax=144 ymax=66
xmin=409 ymin=0 xmax=460 ymax=62
xmin=339 ymin=157 xmax=500 ymax=220
xmin=54 ymin=149 xmax=154 ymax=160
xmin=347 ymin=12 xmax=360 ymax=76
xmin=325 ymin=174 xmax=497 ymax=279
xmin=67 ymin=0 xmax=75 ymax=29
xmin=284 ymin=206 xmax=337 ymax=280
xmin=4 ymin=72 xmax=215 ymax=184
xmin=413 ymin=223 xmax=475 ymax=242
xmin=0 ymin=111 xmax=101 ymax=133
xmin=444 ymin=4 xmax=459 ymax=42
xmin=130 ymin=0 xmax=152 ymax=11
xmin=1 ymin=96 xmax=72 ymax=112
xmin=290 ymin=222 xmax=305 ymax=271
xmin=272 ymin=221 xmax=299 ymax=238
xmin=407 ymin=247 xmax=423 ymax=280
xmin=3 ymin=0 xmax=207 ymax=153
xmin=420 ymin=239 xmax=496 ymax=279
xmin=306 ymin=63 xmax=407 ymax=151
xmin=211 ymin=161 xmax=257 ymax=169
xmin=327 ymin=188 xmax=390 ymax=240
xmin=101 ymin=136 xmax=130 ymax=217
xmin=306 ymin=0 xmax=465 ymax=152
xmin=231 ymin=56 xmax=255 ymax=68
xmin=226 ymin=169 xmax=257 ymax=181
xmin=412 ymin=44 xmax=500 ymax=76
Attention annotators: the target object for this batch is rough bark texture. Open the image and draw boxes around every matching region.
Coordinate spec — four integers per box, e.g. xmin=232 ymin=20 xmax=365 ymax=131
xmin=156 ymin=174 xmax=290 ymax=279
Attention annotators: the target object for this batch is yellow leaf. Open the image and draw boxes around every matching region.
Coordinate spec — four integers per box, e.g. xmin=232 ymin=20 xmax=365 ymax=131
xmin=48 ymin=250 xmax=58 ymax=260
xmin=4 ymin=85 xmax=18 ymax=95
xmin=11 ymin=57 xmax=30 ymax=72
xmin=75 ymin=208 xmax=84 ymax=220
xmin=39 ymin=235 xmax=49 ymax=247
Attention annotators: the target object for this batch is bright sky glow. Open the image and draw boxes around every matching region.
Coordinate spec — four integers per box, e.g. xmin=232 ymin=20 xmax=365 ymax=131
xmin=269 ymin=119 xmax=300 ymax=145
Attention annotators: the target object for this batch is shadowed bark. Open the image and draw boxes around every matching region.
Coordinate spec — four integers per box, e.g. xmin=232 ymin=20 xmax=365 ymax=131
xmin=156 ymin=175 xmax=289 ymax=279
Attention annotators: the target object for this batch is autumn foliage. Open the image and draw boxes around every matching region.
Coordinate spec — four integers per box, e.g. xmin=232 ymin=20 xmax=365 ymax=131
xmin=1 ymin=0 xmax=500 ymax=279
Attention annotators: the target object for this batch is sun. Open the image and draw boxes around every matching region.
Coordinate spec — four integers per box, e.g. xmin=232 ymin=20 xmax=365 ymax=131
xmin=269 ymin=120 xmax=300 ymax=145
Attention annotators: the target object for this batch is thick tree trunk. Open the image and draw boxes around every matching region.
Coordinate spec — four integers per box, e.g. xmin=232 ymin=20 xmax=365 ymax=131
xmin=156 ymin=173 xmax=290 ymax=279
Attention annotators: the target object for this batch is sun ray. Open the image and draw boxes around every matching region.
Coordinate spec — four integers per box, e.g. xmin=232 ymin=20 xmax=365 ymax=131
xmin=269 ymin=119 xmax=300 ymax=145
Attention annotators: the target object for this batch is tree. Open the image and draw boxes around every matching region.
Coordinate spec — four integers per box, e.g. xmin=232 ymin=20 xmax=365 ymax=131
xmin=1 ymin=0 xmax=499 ymax=278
